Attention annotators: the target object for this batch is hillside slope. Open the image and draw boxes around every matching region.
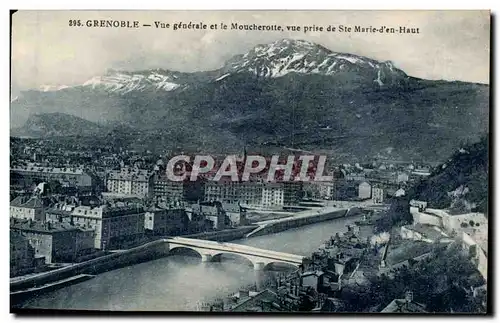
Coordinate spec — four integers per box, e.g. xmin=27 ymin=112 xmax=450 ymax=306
xmin=409 ymin=136 xmax=489 ymax=212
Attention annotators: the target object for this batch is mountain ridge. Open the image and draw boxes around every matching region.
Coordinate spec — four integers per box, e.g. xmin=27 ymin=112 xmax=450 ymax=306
xmin=11 ymin=112 xmax=106 ymax=138
xmin=21 ymin=39 xmax=410 ymax=97
xmin=10 ymin=39 xmax=489 ymax=162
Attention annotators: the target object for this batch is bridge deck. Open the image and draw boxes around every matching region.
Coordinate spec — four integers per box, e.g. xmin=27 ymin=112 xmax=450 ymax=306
xmin=165 ymin=237 xmax=305 ymax=264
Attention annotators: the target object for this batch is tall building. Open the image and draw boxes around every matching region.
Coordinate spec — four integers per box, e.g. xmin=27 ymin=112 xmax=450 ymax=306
xmin=144 ymin=207 xmax=189 ymax=236
xmin=204 ymin=180 xmax=303 ymax=208
xmin=10 ymin=195 xmax=46 ymax=221
xmin=261 ymin=183 xmax=284 ymax=207
xmin=372 ymin=186 xmax=385 ymax=204
xmin=190 ymin=202 xmax=227 ymax=230
xmin=205 ymin=179 xmax=242 ymax=204
xmin=152 ymin=174 xmax=205 ymax=202
xmin=283 ymin=182 xmax=304 ymax=205
xmin=153 ymin=175 xmax=184 ymax=201
xmin=358 ymin=182 xmax=371 ymax=200
xmin=10 ymin=218 xmax=95 ymax=263
xmin=106 ymin=168 xmax=153 ymax=198
xmin=331 ymin=180 xmax=358 ymax=200
xmin=10 ymin=230 xmax=43 ymax=277
xmin=46 ymin=203 xmax=146 ymax=250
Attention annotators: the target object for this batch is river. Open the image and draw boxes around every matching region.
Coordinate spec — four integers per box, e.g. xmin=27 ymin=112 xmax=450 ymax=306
xmin=21 ymin=214 xmax=372 ymax=311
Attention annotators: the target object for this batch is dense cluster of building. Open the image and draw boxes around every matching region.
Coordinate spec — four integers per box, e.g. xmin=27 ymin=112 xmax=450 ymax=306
xmin=8 ymin=147 xmax=434 ymax=278
xmin=8 ymin=191 xmax=250 ymax=277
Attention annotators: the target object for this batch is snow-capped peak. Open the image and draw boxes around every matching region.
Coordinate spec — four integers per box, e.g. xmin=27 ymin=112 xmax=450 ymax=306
xmin=223 ymin=38 xmax=407 ymax=84
xmin=26 ymin=39 xmax=408 ymax=95
xmin=82 ymin=70 xmax=181 ymax=94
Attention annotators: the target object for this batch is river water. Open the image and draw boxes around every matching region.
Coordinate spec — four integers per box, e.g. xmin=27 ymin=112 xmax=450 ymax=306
xmin=21 ymin=214 xmax=371 ymax=311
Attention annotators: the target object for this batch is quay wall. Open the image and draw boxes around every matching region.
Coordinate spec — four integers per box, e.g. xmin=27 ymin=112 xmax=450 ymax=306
xmin=11 ymin=226 xmax=258 ymax=293
xmin=10 ymin=208 xmax=363 ymax=295
xmin=246 ymin=208 xmax=358 ymax=238
xmin=10 ymin=239 xmax=170 ymax=292
xmin=183 ymin=226 xmax=258 ymax=242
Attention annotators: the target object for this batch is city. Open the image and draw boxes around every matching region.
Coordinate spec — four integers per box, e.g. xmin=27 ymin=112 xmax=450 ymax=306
xmin=9 ymin=10 xmax=489 ymax=314
xmin=10 ymin=135 xmax=488 ymax=312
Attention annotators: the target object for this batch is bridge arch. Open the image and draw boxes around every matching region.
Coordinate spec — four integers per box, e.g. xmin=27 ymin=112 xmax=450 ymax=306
xmin=211 ymin=252 xmax=255 ymax=267
xmin=168 ymin=246 xmax=203 ymax=259
xmin=262 ymin=261 xmax=301 ymax=272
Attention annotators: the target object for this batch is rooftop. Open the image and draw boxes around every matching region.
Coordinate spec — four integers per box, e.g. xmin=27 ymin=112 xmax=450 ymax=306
xmin=107 ymin=169 xmax=151 ymax=182
xmin=229 ymin=289 xmax=279 ymax=312
xmin=403 ymin=223 xmax=448 ymax=241
xmin=381 ymin=299 xmax=427 ymax=313
xmin=10 ymin=218 xmax=93 ymax=234
xmin=10 ymin=195 xmax=44 ymax=209
xmin=385 ymin=240 xmax=434 ymax=266
xmin=47 ymin=202 xmax=146 ymax=218
xmin=11 ymin=165 xmax=86 ymax=175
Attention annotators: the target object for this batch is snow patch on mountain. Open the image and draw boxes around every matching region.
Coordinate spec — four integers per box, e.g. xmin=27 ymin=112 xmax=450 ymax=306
xmin=26 ymin=39 xmax=408 ymax=97
xmin=39 ymin=85 xmax=70 ymax=92
xmin=215 ymin=73 xmax=231 ymax=81
xmin=374 ymin=69 xmax=384 ymax=86
xmin=83 ymin=71 xmax=180 ymax=94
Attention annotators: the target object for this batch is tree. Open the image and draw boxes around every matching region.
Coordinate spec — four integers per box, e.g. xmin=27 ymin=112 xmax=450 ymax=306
xmin=298 ymin=287 xmax=317 ymax=311
xmin=341 ymin=243 xmax=485 ymax=313
xmin=374 ymin=196 xmax=413 ymax=233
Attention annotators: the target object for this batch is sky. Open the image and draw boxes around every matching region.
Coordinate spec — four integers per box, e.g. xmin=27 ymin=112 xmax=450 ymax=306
xmin=11 ymin=10 xmax=490 ymax=95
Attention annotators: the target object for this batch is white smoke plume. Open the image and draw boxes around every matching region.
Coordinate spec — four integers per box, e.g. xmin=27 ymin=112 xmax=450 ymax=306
xmin=370 ymin=232 xmax=390 ymax=246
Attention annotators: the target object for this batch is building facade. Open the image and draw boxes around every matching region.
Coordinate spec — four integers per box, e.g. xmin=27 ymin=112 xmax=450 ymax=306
xmin=204 ymin=180 xmax=303 ymax=208
xmin=261 ymin=183 xmax=285 ymax=208
xmin=283 ymin=182 xmax=303 ymax=205
xmin=106 ymin=168 xmax=153 ymax=198
xmin=205 ymin=181 xmax=262 ymax=205
xmin=372 ymin=187 xmax=384 ymax=204
xmin=10 ymin=230 xmax=41 ymax=276
xmin=190 ymin=202 xmax=227 ymax=230
xmin=152 ymin=174 xmax=205 ymax=203
xmin=46 ymin=203 xmax=146 ymax=250
xmin=10 ymin=195 xmax=45 ymax=221
xmin=358 ymin=182 xmax=371 ymax=200
xmin=144 ymin=207 xmax=189 ymax=236
xmin=10 ymin=218 xmax=95 ymax=263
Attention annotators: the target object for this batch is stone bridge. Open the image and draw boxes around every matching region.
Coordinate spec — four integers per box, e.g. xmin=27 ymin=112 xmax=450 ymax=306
xmin=164 ymin=237 xmax=305 ymax=271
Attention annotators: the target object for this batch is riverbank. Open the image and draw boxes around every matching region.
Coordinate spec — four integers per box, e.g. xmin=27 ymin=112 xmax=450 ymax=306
xmin=10 ymin=239 xmax=168 ymax=295
xmin=10 ymin=274 xmax=95 ymax=305
xmin=11 ymin=211 xmax=363 ymax=308
xmin=246 ymin=207 xmax=363 ymax=238
xmin=182 ymin=226 xmax=257 ymax=241
xmin=16 ymin=214 xmax=369 ymax=311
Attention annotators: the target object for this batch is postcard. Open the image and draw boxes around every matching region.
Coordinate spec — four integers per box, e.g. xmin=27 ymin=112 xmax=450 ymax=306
xmin=9 ymin=10 xmax=490 ymax=314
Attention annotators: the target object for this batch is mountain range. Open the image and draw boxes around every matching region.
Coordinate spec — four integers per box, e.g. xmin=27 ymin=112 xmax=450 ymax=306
xmin=10 ymin=39 xmax=489 ymax=161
